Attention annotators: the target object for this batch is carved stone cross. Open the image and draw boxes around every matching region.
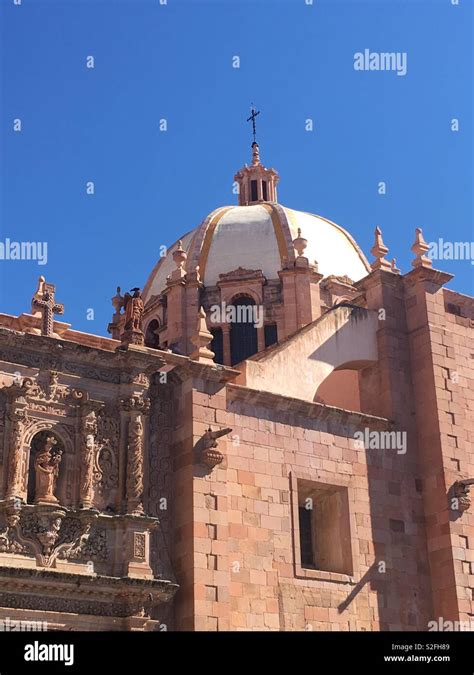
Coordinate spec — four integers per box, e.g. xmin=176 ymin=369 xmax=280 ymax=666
xmin=32 ymin=280 xmax=64 ymax=336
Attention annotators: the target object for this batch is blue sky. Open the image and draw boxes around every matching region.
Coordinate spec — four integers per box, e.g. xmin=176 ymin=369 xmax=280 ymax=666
xmin=1 ymin=0 xmax=472 ymax=336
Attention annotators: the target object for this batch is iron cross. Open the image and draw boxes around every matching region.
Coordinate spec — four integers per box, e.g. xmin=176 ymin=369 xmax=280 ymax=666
xmin=247 ymin=105 xmax=260 ymax=143
xmin=32 ymin=282 xmax=64 ymax=336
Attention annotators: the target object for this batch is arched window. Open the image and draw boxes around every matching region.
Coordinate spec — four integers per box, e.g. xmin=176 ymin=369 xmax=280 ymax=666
xmin=210 ymin=328 xmax=223 ymax=365
xmin=27 ymin=430 xmax=64 ymax=505
xmin=145 ymin=319 xmax=160 ymax=349
xmin=230 ymin=296 xmax=258 ymax=366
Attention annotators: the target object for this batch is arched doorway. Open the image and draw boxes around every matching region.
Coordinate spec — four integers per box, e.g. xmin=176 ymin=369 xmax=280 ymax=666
xmin=230 ymin=296 xmax=258 ymax=366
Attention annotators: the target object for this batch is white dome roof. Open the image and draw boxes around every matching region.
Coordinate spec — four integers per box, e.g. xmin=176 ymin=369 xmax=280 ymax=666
xmin=143 ymin=203 xmax=369 ymax=302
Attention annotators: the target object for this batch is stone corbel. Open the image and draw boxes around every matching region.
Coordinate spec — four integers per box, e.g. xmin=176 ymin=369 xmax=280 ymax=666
xmin=452 ymin=478 xmax=474 ymax=514
xmin=194 ymin=426 xmax=232 ymax=470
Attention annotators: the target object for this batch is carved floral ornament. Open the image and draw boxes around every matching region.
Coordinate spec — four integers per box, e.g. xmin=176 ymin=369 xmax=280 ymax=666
xmin=0 ymin=503 xmax=99 ymax=568
xmin=5 ymin=372 xmax=87 ymax=408
xmin=120 ymin=395 xmax=150 ymax=415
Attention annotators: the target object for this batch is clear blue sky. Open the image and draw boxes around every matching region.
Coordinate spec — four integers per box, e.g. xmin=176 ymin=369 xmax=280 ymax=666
xmin=1 ymin=0 xmax=472 ymax=336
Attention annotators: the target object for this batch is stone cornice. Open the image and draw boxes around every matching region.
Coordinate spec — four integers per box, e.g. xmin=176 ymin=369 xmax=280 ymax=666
xmin=354 ymin=269 xmax=403 ymax=293
xmin=0 ymin=565 xmax=178 ymax=613
xmin=227 ymin=384 xmax=392 ymax=430
xmin=0 ymin=328 xmax=239 ymax=385
xmin=403 ymin=266 xmax=454 ymax=288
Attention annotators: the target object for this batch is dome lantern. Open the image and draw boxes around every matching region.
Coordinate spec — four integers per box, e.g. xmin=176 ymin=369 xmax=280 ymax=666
xmin=234 ymin=107 xmax=279 ymax=206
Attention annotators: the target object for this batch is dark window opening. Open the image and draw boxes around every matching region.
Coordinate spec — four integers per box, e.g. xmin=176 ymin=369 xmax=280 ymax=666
xmin=297 ymin=480 xmax=353 ymax=575
xmin=250 ymin=180 xmax=258 ymax=202
xmin=298 ymin=506 xmax=314 ymax=567
xmin=145 ymin=319 xmax=160 ymax=349
xmin=264 ymin=323 xmax=278 ymax=348
xmin=210 ymin=328 xmax=223 ymax=365
xmin=230 ymin=297 xmax=258 ymax=366
xmin=262 ymin=181 xmax=268 ymax=200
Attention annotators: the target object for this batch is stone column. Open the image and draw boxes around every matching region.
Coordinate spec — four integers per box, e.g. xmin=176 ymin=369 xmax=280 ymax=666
xmin=222 ymin=324 xmax=231 ymax=366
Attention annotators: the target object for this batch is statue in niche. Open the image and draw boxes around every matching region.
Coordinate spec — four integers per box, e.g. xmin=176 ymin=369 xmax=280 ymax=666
xmin=34 ymin=436 xmax=63 ymax=504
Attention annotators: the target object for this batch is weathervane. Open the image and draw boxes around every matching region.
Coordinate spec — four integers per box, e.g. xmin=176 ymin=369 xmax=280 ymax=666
xmin=246 ymin=105 xmax=260 ymax=144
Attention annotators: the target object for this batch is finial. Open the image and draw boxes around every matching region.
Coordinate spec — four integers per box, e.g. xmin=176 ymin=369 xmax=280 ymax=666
xmin=111 ymin=286 xmax=124 ymax=315
xmin=370 ymin=226 xmax=391 ymax=272
xmin=411 ymin=228 xmax=433 ymax=269
xmin=190 ymin=307 xmax=215 ymax=365
xmin=251 ymin=141 xmax=261 ymax=167
xmin=172 ymin=239 xmax=187 ymax=270
xmin=293 ymin=228 xmax=308 ymax=258
xmin=391 ymin=258 xmax=400 ymax=274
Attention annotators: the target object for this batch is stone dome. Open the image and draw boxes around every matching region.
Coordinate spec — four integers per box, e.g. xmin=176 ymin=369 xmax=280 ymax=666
xmin=143 ymin=203 xmax=370 ymax=302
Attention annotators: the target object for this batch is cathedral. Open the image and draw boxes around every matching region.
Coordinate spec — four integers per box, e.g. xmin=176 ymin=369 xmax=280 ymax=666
xmin=0 ymin=135 xmax=472 ymax=632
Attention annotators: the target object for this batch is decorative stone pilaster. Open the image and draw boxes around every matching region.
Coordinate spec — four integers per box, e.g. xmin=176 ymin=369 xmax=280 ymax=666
xmin=278 ymin=240 xmax=323 ymax=337
xmin=79 ymin=408 xmax=97 ymax=509
xmin=5 ymin=406 xmax=28 ymax=501
xmin=121 ymin=396 xmax=150 ymax=516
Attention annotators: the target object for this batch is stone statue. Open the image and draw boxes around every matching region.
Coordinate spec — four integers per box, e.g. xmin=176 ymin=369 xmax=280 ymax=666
xmin=121 ymin=288 xmax=145 ymax=346
xmin=34 ymin=436 xmax=63 ymax=504
xmin=80 ymin=411 xmax=96 ymax=509
xmin=123 ymin=288 xmax=144 ymax=333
